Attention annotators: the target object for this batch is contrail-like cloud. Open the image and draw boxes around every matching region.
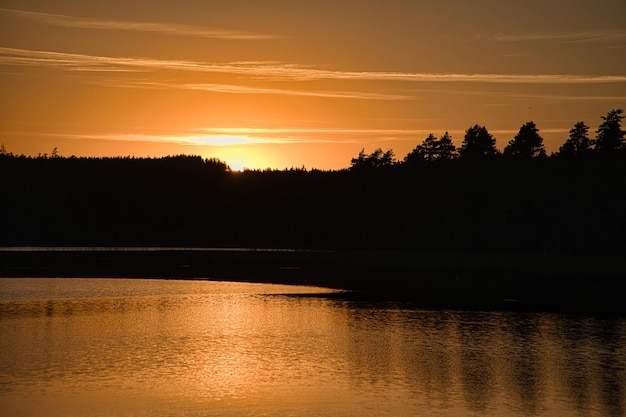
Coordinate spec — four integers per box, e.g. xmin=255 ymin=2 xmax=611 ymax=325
xmin=142 ymin=82 xmax=410 ymax=100
xmin=406 ymin=88 xmax=626 ymax=102
xmin=1 ymin=47 xmax=625 ymax=84
xmin=481 ymin=30 xmax=626 ymax=43
xmin=0 ymin=7 xmax=275 ymax=40
xmin=34 ymin=128 xmax=438 ymax=147
xmin=197 ymin=127 xmax=431 ymax=136
xmin=40 ymin=132 xmax=336 ymax=146
xmin=15 ymin=125 xmax=574 ymax=149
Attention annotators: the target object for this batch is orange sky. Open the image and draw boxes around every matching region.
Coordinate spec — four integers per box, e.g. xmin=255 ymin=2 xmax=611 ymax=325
xmin=1 ymin=0 xmax=625 ymax=170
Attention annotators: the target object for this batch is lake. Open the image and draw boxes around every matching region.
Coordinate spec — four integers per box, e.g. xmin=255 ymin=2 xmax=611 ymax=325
xmin=0 ymin=278 xmax=624 ymax=417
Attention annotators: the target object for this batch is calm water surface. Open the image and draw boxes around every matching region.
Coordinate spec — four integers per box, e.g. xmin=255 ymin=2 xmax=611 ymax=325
xmin=0 ymin=278 xmax=624 ymax=417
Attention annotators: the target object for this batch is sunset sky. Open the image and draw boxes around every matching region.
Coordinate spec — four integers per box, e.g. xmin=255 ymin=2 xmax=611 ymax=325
xmin=1 ymin=0 xmax=625 ymax=170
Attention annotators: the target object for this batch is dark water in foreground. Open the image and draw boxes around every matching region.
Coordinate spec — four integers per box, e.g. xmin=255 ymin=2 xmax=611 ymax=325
xmin=0 ymin=278 xmax=624 ymax=417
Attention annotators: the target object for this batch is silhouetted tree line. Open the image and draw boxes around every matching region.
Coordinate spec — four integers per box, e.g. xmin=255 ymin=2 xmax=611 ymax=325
xmin=351 ymin=109 xmax=624 ymax=169
xmin=1 ymin=109 xmax=624 ymax=254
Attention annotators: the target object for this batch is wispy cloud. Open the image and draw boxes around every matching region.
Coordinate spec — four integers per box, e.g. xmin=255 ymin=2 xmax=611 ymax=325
xmin=481 ymin=30 xmax=626 ymax=43
xmin=0 ymin=47 xmax=148 ymax=72
xmin=121 ymin=127 xmax=574 ymax=146
xmin=195 ymin=127 xmax=435 ymax=143
xmin=406 ymin=87 xmax=626 ymax=102
xmin=0 ymin=47 xmax=295 ymax=75
xmin=2 ymin=47 xmax=625 ymax=84
xmin=137 ymin=82 xmax=410 ymax=100
xmin=34 ymin=127 xmax=437 ymax=147
xmin=198 ymin=127 xmax=428 ymax=135
xmin=41 ymin=132 xmax=335 ymax=146
xmin=0 ymin=7 xmax=275 ymax=40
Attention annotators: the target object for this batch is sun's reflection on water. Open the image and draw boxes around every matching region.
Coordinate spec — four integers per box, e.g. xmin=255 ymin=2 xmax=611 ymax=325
xmin=0 ymin=278 xmax=624 ymax=417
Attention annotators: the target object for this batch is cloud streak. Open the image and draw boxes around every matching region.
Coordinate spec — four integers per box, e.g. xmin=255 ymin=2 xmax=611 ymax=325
xmin=481 ymin=30 xmax=626 ymax=43
xmin=148 ymin=82 xmax=409 ymax=100
xmin=406 ymin=87 xmax=626 ymax=102
xmin=15 ymin=125 xmax=575 ymax=150
xmin=2 ymin=47 xmax=625 ymax=84
xmin=0 ymin=7 xmax=275 ymax=40
xmin=42 ymin=132 xmax=337 ymax=146
xmin=198 ymin=127 xmax=430 ymax=136
xmin=35 ymin=127 xmax=439 ymax=147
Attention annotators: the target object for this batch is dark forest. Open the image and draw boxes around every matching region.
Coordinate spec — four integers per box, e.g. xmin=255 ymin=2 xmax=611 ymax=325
xmin=2 ymin=110 xmax=625 ymax=255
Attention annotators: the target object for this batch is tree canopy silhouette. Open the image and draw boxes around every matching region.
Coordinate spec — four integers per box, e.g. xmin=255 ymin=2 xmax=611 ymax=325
xmin=350 ymin=148 xmax=395 ymax=169
xmin=404 ymin=132 xmax=457 ymax=164
xmin=406 ymin=133 xmax=437 ymax=162
xmin=459 ymin=125 xmax=498 ymax=159
xmin=436 ymin=132 xmax=457 ymax=160
xmin=558 ymin=121 xmax=591 ymax=157
xmin=503 ymin=121 xmax=546 ymax=158
xmin=595 ymin=108 xmax=625 ymax=153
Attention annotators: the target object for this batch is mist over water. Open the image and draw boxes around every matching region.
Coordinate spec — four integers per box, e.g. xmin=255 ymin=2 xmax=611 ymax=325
xmin=1 ymin=278 xmax=624 ymax=417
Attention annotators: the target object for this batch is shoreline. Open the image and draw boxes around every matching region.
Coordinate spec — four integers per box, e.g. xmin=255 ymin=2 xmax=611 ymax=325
xmin=1 ymin=247 xmax=625 ymax=315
